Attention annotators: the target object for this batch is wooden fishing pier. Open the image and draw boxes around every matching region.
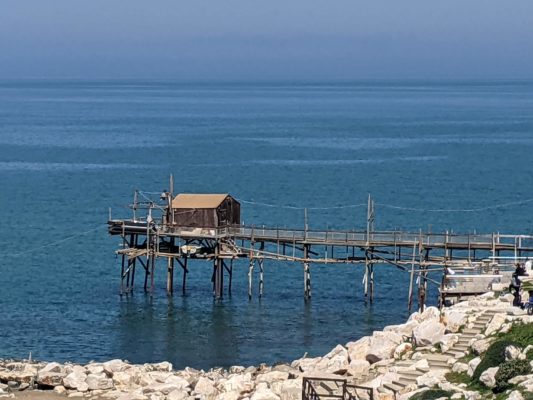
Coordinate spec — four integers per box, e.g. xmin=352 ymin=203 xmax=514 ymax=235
xmin=108 ymin=179 xmax=533 ymax=309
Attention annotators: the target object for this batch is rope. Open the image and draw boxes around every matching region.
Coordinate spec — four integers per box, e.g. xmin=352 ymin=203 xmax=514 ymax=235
xmin=237 ymin=199 xmax=367 ymax=210
xmin=376 ymin=197 xmax=533 ymax=213
xmin=237 ymin=197 xmax=533 ymax=213
xmin=5 ymin=225 xmax=105 ymax=258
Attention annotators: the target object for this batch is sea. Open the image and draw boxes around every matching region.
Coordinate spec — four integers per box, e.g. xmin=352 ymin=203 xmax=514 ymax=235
xmin=0 ymin=80 xmax=532 ymax=369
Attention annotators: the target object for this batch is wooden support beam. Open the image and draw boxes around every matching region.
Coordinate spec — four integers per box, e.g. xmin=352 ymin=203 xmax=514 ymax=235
xmin=304 ymin=244 xmax=311 ymax=301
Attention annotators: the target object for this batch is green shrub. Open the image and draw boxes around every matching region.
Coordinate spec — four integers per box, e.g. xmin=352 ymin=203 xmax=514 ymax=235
xmin=473 ymin=339 xmax=517 ymax=381
xmin=494 ymin=359 xmax=531 ymax=392
xmin=409 ymin=389 xmax=455 ymax=400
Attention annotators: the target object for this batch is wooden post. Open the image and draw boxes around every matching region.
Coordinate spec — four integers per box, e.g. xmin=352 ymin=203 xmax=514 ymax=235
xmin=182 ymin=256 xmax=188 ymax=295
xmin=364 ymin=251 xmax=369 ymax=300
xmin=259 ymin=242 xmax=265 ymax=298
xmin=228 ymin=259 xmax=233 ymax=295
xmin=407 ymin=242 xmax=416 ymax=312
xmin=369 ymin=262 xmax=375 ymax=303
xmin=213 ymin=243 xmax=224 ymax=299
xmin=167 ymin=256 xmax=174 ymax=295
xmin=248 ymin=242 xmax=255 ymax=299
xmin=304 ymin=244 xmax=311 ymax=300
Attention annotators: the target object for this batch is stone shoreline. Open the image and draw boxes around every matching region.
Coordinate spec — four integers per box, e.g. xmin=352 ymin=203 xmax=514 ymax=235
xmin=1 ymin=292 xmax=532 ymax=400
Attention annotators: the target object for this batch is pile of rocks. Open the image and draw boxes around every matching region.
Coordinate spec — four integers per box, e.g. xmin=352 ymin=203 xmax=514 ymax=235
xmin=0 ymin=292 xmax=531 ymax=400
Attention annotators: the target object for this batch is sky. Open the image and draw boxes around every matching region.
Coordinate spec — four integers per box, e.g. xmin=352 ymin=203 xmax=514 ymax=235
xmin=1 ymin=0 xmax=533 ymax=80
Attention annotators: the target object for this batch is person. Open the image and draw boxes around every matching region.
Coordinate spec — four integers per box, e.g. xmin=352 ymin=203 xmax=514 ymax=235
xmin=510 ymin=264 xmax=525 ymax=307
xmin=524 ymin=257 xmax=533 ymax=275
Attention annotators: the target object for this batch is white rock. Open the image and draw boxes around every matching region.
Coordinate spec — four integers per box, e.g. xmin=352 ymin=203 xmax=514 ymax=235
xmin=39 ymin=362 xmax=63 ymax=374
xmin=251 ymin=388 xmax=280 ymax=400
xmin=216 ymin=391 xmax=241 ymax=400
xmin=479 ymin=367 xmax=499 ymax=388
xmin=256 ymin=371 xmax=290 ymax=384
xmin=409 ymin=306 xmax=440 ymax=323
xmin=220 ymin=372 xmax=253 ymax=392
xmin=366 ymin=331 xmax=402 ymax=364
xmin=53 ymin=385 xmax=67 ymax=395
xmin=167 ymin=389 xmax=189 ymax=400
xmin=412 ymin=320 xmax=445 ymax=346
xmin=165 ymin=375 xmax=190 ymax=390
xmin=36 ymin=372 xmax=65 ymax=387
xmin=508 ymin=390 xmax=524 ymax=400
xmin=471 ymin=339 xmax=491 ymax=355
xmin=383 ymin=320 xmax=419 ymax=337
xmin=484 ymin=314 xmax=506 ymax=336
xmin=505 ymin=345 xmax=524 ymax=361
xmin=63 ymin=371 xmax=87 ymax=391
xmin=501 ymin=293 xmax=515 ymax=303
xmin=346 ymin=359 xmax=370 ymax=377
xmin=290 ymin=357 xmax=321 ymax=372
xmin=451 ymin=362 xmax=468 ymax=374
xmin=86 ymin=373 xmax=114 ymax=390
xmin=86 ymin=363 xmax=104 ymax=375
xmin=416 ymin=370 xmax=446 ymax=388
xmin=194 ymin=377 xmax=218 ymax=399
xmin=116 ymin=389 xmax=148 ymax=400
xmin=440 ymin=334 xmax=459 ymax=352
xmin=467 ymin=357 xmax=481 ymax=377
xmin=313 ymin=345 xmax=349 ymax=373
xmin=346 ymin=336 xmax=371 ymax=362
xmin=393 ymin=343 xmax=412 ymax=359
xmin=278 ymin=379 xmax=301 ymax=400
xmin=103 ymin=359 xmax=130 ymax=374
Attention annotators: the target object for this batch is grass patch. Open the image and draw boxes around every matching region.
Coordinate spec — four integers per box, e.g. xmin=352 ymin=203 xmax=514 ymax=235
xmin=409 ymin=389 xmax=455 ymax=400
xmin=496 ymin=322 xmax=533 ymax=347
xmin=445 ymin=371 xmax=470 ymax=385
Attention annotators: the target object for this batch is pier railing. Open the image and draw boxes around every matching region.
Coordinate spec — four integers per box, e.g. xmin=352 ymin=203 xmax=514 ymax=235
xmin=302 ymin=377 xmax=373 ymax=400
xmin=109 ymin=219 xmax=533 ymax=252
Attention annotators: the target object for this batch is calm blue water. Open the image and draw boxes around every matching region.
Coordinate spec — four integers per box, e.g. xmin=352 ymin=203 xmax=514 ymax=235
xmin=0 ymin=80 xmax=533 ymax=369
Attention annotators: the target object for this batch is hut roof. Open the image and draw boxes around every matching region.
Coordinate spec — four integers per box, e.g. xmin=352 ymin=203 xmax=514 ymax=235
xmin=171 ymin=193 xmax=232 ymax=209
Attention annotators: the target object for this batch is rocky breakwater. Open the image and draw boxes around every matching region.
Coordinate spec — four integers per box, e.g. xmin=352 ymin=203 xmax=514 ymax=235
xmin=0 ymin=292 xmax=531 ymax=400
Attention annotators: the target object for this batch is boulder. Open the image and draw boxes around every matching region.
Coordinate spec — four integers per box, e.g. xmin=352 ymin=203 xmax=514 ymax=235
xmin=439 ymin=334 xmax=458 ymax=353
xmin=86 ymin=363 xmax=104 ymax=375
xmin=53 ymin=385 xmax=67 ymax=395
xmin=505 ymin=345 xmax=524 ymax=361
xmin=467 ymin=357 xmax=481 ymax=377
xmin=86 ymin=373 xmax=114 ymax=390
xmin=63 ymin=371 xmax=88 ymax=391
xmin=0 ymin=370 xmax=35 ymax=384
xmin=251 ymin=387 xmax=280 ymax=400
xmin=313 ymin=345 xmax=349 ymax=373
xmin=116 ymin=389 xmax=148 ymax=400
xmin=383 ymin=320 xmax=419 ymax=337
xmin=501 ymin=293 xmax=515 ymax=303
xmin=220 ymin=372 xmax=253 ymax=392
xmin=412 ymin=320 xmax=445 ymax=346
xmin=103 ymin=359 xmax=130 ymax=375
xmin=194 ymin=377 xmax=218 ymax=399
xmin=479 ymin=367 xmax=499 ymax=388
xmin=471 ymin=339 xmax=491 ymax=355
xmin=256 ymin=371 xmax=290 ymax=384
xmin=167 ymin=389 xmax=189 ymax=400
xmin=291 ymin=357 xmax=321 ymax=372
xmin=451 ymin=362 xmax=468 ymax=374
xmin=216 ymin=391 xmax=241 ymax=400
xmin=366 ymin=332 xmax=402 ymax=364
xmin=346 ymin=360 xmax=370 ymax=377
xmin=36 ymin=372 xmax=65 ymax=387
xmin=39 ymin=362 xmax=63 ymax=374
xmin=393 ymin=343 xmax=412 ymax=359
xmin=409 ymin=306 xmax=440 ymax=323
xmin=484 ymin=314 xmax=506 ymax=336
xmin=278 ymin=379 xmax=301 ymax=400
xmin=346 ymin=336 xmax=371 ymax=362
xmin=443 ymin=310 xmax=468 ymax=332
xmin=508 ymin=391 xmax=524 ymax=400
xmin=416 ymin=370 xmax=446 ymax=388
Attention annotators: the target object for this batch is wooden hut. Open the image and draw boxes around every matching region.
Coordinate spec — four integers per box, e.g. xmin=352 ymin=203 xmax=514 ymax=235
xmin=169 ymin=194 xmax=240 ymax=228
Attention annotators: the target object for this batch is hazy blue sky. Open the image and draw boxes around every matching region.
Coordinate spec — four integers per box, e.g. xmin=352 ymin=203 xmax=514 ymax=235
xmin=1 ymin=0 xmax=533 ymax=79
